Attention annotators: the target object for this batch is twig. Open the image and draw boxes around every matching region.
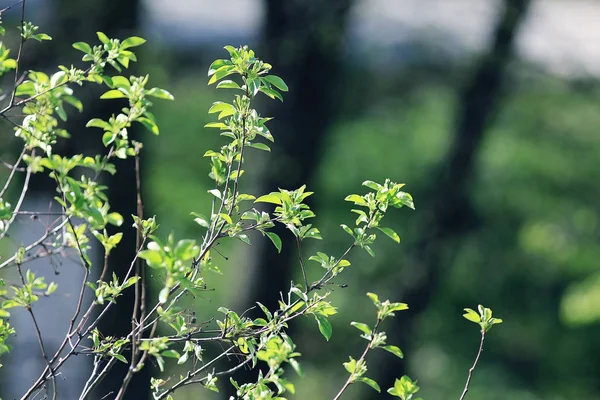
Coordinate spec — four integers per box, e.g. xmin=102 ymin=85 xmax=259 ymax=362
xmin=295 ymin=235 xmax=309 ymax=291
xmin=459 ymin=329 xmax=486 ymax=400
xmin=0 ymin=148 xmax=33 ymax=241
xmin=16 ymin=258 xmax=58 ymax=400
xmin=0 ymin=147 xmax=26 ymax=198
xmin=332 ymin=319 xmax=382 ymax=400
xmin=156 ymin=346 xmax=236 ymax=400
xmin=8 ymin=0 xmax=26 ymax=108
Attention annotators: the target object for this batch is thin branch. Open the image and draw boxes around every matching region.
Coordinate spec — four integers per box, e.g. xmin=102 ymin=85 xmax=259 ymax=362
xmin=0 ymin=148 xmax=33 ymax=241
xmin=332 ymin=319 xmax=382 ymax=400
xmin=8 ymin=0 xmax=26 ymax=108
xmin=156 ymin=346 xmax=236 ymax=400
xmin=0 ymin=146 xmax=26 ymax=198
xmin=295 ymin=235 xmax=309 ymax=291
xmin=16 ymin=258 xmax=58 ymax=400
xmin=459 ymin=330 xmax=486 ymax=400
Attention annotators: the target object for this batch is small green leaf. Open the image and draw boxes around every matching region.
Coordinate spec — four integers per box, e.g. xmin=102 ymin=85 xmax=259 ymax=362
xmin=96 ymin=32 xmax=110 ymax=44
xmin=350 ymin=321 xmax=372 ymax=336
xmin=377 ymin=227 xmax=400 ymax=243
xmin=106 ymin=212 xmax=124 ymax=226
xmin=159 ymin=287 xmax=169 ymax=304
xmin=147 ymin=87 xmax=174 ymax=100
xmin=255 ymin=193 xmax=282 ymax=205
xmin=161 ymin=349 xmax=180 ymax=359
xmin=121 ymin=36 xmax=146 ymax=49
xmin=216 ymin=80 xmax=241 ymax=89
xmin=382 ymin=345 xmax=404 ymax=359
xmin=248 ymin=142 xmax=271 ymax=152
xmin=340 ymin=224 xmax=354 ymax=237
xmin=100 ymin=89 xmax=127 ymax=99
xmin=219 ymin=213 xmax=233 ymax=225
xmin=204 ymin=122 xmax=227 ymax=129
xmin=266 ymin=232 xmax=282 ymax=253
xmin=112 ymin=354 xmax=127 ymax=363
xmin=263 ymin=75 xmax=289 ymax=91
xmin=86 ymin=118 xmax=110 ymax=130
xmin=463 ymin=308 xmax=481 ymax=324
xmin=72 ymin=42 xmax=92 ymax=54
xmin=314 ymin=314 xmax=333 ymax=341
xmin=357 ymin=377 xmax=381 ymax=393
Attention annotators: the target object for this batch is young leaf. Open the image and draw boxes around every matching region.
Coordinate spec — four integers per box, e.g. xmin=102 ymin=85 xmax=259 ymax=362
xmin=255 ymin=193 xmax=282 ymax=205
xmin=314 ymin=314 xmax=333 ymax=341
xmin=263 ymin=75 xmax=289 ymax=91
xmin=100 ymin=90 xmax=127 ymax=99
xmin=350 ymin=321 xmax=372 ymax=336
xmin=357 ymin=377 xmax=381 ymax=393
xmin=266 ymin=232 xmax=282 ymax=253
xmin=121 ymin=36 xmax=146 ymax=49
xmin=377 ymin=227 xmax=400 ymax=243
xmin=72 ymin=41 xmax=92 ymax=54
xmin=382 ymin=345 xmax=404 ymax=359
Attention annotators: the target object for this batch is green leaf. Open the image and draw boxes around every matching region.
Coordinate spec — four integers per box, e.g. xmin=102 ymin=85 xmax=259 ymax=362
xmin=345 ymin=194 xmax=367 ymax=206
xmin=266 ymin=232 xmax=282 ymax=253
xmin=219 ymin=213 xmax=233 ymax=225
xmin=208 ymin=101 xmax=235 ymax=119
xmin=258 ymin=86 xmax=283 ymax=102
xmin=204 ymin=122 xmax=227 ymax=129
xmin=137 ymin=117 xmax=160 ymax=135
xmin=350 ymin=321 xmax=372 ymax=336
xmin=112 ymin=354 xmax=127 ymax=363
xmin=161 ymin=349 xmax=180 ymax=359
xmin=340 ymin=224 xmax=354 ymax=238
xmin=362 ymin=180 xmax=382 ymax=191
xmin=357 ymin=377 xmax=381 ymax=393
xmin=255 ymin=193 xmax=282 ymax=205
xmin=147 ymin=88 xmax=174 ymax=100
xmin=72 ymin=42 xmax=92 ymax=54
xmin=382 ymin=345 xmax=404 ymax=359
xmin=208 ymin=59 xmax=231 ymax=76
xmin=377 ymin=227 xmax=400 ymax=243
xmin=216 ymin=80 xmax=241 ymax=89
xmin=208 ymin=65 xmax=234 ymax=85
xmin=100 ymin=89 xmax=127 ymax=99
xmin=248 ymin=142 xmax=271 ymax=152
xmin=121 ymin=36 xmax=146 ymax=49
xmin=86 ymin=118 xmax=110 ymax=130
xmin=463 ymin=308 xmax=481 ymax=324
xmin=263 ymin=75 xmax=289 ymax=91
xmin=191 ymin=213 xmax=210 ymax=228
xmin=159 ymin=287 xmax=169 ymax=304
xmin=96 ymin=32 xmax=110 ymax=44
xmin=288 ymin=358 xmax=304 ymax=377
xmin=314 ymin=314 xmax=332 ymax=341
xmin=106 ymin=212 xmax=124 ymax=226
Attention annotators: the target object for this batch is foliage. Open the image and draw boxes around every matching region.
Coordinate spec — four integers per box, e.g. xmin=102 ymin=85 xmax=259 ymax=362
xmin=0 ymin=4 xmax=501 ymax=399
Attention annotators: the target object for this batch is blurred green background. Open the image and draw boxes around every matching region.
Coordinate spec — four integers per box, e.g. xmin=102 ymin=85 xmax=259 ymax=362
xmin=1 ymin=0 xmax=600 ymax=399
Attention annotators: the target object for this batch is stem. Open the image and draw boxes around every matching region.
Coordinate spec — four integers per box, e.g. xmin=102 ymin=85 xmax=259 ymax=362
xmin=295 ymin=235 xmax=309 ymax=291
xmin=332 ymin=319 xmax=381 ymax=400
xmin=459 ymin=329 xmax=486 ymax=400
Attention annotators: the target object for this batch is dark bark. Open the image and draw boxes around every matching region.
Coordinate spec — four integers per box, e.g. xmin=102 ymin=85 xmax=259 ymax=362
xmin=374 ymin=0 xmax=532 ymax=393
xmin=227 ymin=0 xmax=354 ymax=392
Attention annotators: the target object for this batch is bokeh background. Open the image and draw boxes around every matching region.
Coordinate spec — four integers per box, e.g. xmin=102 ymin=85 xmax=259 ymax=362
xmin=1 ymin=0 xmax=600 ymax=399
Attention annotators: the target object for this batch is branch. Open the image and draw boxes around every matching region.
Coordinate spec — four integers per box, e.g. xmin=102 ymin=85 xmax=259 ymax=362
xmin=459 ymin=329 xmax=486 ymax=400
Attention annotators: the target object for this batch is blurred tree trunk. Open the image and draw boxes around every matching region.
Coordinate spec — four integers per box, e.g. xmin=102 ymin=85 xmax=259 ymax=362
xmin=36 ymin=1 xmax=149 ymax=398
xmin=228 ymin=0 xmax=354 ymax=391
xmin=374 ymin=0 xmax=532 ymax=393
